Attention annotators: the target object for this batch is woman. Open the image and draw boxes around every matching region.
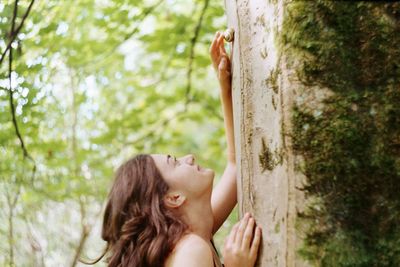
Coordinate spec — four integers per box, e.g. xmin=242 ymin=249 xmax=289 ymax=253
xmin=99 ymin=32 xmax=261 ymax=267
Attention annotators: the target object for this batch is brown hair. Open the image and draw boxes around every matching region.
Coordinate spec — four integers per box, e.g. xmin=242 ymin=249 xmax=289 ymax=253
xmin=94 ymin=154 xmax=188 ymax=266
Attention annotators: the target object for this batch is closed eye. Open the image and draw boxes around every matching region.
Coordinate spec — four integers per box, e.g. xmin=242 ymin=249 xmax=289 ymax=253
xmin=174 ymin=157 xmax=181 ymax=166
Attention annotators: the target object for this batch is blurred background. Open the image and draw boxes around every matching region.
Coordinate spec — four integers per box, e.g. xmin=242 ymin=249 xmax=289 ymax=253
xmin=0 ymin=0 xmax=236 ymax=266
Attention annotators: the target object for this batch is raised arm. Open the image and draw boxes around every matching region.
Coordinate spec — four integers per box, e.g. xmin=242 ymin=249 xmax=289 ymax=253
xmin=209 ymin=31 xmax=237 ymax=234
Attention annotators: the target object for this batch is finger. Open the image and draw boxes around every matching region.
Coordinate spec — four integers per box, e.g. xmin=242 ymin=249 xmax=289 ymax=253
xmin=219 ymin=47 xmax=226 ymax=59
xmin=242 ymin=217 xmax=255 ymax=249
xmin=250 ymin=226 xmax=262 ymax=259
xmin=218 ymin=35 xmax=227 ymax=53
xmin=227 ymin=222 xmax=239 ymax=245
xmin=218 ymin=33 xmax=224 ymax=43
xmin=218 ymin=56 xmax=227 ymax=71
xmin=235 ymin=213 xmax=250 ymax=244
xmin=210 ymin=31 xmax=221 ymax=54
xmin=212 ymin=31 xmax=220 ymax=47
xmin=219 ymin=46 xmax=229 ymax=64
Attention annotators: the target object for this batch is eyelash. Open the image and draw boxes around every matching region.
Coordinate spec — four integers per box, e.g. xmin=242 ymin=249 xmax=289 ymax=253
xmin=174 ymin=157 xmax=180 ymax=166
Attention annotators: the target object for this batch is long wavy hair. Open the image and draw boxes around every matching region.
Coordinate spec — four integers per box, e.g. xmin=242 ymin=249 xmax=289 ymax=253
xmin=92 ymin=154 xmax=188 ymax=267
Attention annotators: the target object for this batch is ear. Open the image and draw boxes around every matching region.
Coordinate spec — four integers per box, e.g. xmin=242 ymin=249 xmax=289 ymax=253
xmin=164 ymin=192 xmax=186 ymax=208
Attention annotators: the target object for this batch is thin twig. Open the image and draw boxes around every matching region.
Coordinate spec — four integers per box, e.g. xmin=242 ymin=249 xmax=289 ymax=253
xmin=5 ymin=182 xmax=21 ymax=267
xmin=185 ymin=0 xmax=210 ymax=105
xmin=0 ymin=0 xmax=36 ymax=66
xmin=24 ymin=218 xmax=45 ymax=266
xmin=6 ymin=0 xmax=37 ymax=181
xmin=70 ymin=199 xmax=90 ymax=267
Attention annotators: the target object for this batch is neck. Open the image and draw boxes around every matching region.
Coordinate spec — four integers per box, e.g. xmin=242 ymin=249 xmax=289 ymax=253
xmin=180 ymin=194 xmax=214 ymax=241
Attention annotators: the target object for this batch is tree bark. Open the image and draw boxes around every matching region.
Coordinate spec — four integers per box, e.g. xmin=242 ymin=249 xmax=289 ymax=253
xmin=225 ymin=0 xmax=400 ymax=266
xmin=225 ymin=1 xmax=305 ymax=266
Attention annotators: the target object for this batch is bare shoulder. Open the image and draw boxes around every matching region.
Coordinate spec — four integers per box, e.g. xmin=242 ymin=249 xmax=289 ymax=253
xmin=164 ymin=234 xmax=214 ymax=267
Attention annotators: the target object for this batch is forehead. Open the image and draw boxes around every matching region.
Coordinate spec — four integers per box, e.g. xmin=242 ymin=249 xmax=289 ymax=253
xmin=151 ymin=154 xmax=172 ymax=171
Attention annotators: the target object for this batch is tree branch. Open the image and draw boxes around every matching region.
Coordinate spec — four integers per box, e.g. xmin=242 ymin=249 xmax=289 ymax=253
xmin=5 ymin=184 xmax=21 ymax=267
xmin=185 ymin=0 xmax=210 ymax=105
xmin=0 ymin=0 xmax=36 ymax=67
xmin=6 ymin=0 xmax=37 ymax=181
xmin=24 ymin=218 xmax=45 ymax=267
xmin=70 ymin=199 xmax=90 ymax=267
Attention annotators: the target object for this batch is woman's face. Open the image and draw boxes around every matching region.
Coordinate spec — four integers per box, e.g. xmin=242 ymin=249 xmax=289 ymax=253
xmin=151 ymin=154 xmax=215 ymax=200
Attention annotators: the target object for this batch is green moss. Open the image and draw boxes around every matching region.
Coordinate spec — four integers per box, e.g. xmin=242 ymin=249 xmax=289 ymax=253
xmin=274 ymin=221 xmax=281 ymax=233
xmin=279 ymin=1 xmax=400 ymax=265
xmin=259 ymin=138 xmax=274 ymax=172
xmin=271 ymin=94 xmax=277 ymax=110
xmin=265 ymin=68 xmax=280 ymax=94
xmin=259 ymin=138 xmax=283 ymax=172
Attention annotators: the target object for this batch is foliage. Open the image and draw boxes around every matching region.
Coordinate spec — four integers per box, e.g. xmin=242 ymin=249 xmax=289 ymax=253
xmin=281 ymin=1 xmax=400 ymax=265
xmin=0 ymin=0 xmax=230 ymax=266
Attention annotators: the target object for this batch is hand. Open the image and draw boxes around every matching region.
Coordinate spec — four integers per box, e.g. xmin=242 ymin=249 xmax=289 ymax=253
xmin=223 ymin=213 xmax=262 ymax=267
xmin=209 ymin=31 xmax=232 ymax=88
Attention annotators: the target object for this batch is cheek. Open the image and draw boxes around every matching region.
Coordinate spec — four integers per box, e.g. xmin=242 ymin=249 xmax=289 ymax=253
xmin=161 ymin=173 xmax=177 ymax=189
xmin=162 ymin=171 xmax=186 ymax=190
xmin=163 ymin=167 xmax=206 ymax=192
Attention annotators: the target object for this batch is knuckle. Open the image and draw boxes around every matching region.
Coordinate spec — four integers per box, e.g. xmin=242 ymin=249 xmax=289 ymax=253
xmin=223 ymin=244 xmax=230 ymax=252
xmin=232 ymin=247 xmax=240 ymax=256
xmin=244 ymin=232 xmax=252 ymax=240
xmin=237 ymin=228 xmax=244 ymax=235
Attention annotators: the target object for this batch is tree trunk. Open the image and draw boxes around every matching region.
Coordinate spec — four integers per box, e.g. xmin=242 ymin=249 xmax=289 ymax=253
xmin=225 ymin=0 xmax=399 ymax=266
xmin=225 ymin=0 xmax=305 ymax=266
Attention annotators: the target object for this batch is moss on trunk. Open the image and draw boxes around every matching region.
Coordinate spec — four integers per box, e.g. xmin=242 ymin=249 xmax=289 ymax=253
xmin=280 ymin=1 xmax=400 ymax=265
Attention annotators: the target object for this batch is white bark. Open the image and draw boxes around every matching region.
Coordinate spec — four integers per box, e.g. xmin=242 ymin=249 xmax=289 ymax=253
xmin=225 ymin=0 xmax=307 ymax=266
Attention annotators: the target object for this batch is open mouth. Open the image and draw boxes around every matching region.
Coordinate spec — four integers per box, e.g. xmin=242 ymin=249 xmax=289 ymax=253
xmin=197 ymin=164 xmax=201 ymax=171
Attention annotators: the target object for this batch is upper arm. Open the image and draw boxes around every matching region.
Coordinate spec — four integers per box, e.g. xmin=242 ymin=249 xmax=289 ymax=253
xmin=166 ymin=235 xmax=214 ymax=267
xmin=211 ymin=162 xmax=237 ymax=234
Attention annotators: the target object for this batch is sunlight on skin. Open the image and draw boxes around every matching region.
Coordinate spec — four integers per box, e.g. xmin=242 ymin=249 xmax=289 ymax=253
xmin=151 ymin=154 xmax=215 ymax=200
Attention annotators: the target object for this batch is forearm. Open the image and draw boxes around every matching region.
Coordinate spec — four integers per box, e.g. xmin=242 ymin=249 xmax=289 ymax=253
xmin=220 ymin=81 xmax=235 ymax=164
xmin=210 ymin=79 xmax=237 ymax=235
